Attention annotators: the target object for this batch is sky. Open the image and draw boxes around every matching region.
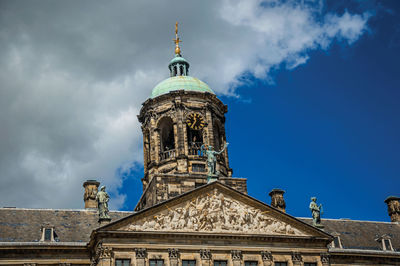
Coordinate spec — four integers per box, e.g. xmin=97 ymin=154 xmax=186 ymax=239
xmin=0 ymin=0 xmax=399 ymax=222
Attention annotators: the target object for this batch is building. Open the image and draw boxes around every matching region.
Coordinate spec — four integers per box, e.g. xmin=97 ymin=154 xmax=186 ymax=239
xmin=0 ymin=26 xmax=400 ymax=266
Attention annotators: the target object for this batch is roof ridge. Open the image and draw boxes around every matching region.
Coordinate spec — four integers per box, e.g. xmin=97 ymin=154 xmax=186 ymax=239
xmin=298 ymin=217 xmax=395 ymax=224
xmin=0 ymin=207 xmax=134 ymax=213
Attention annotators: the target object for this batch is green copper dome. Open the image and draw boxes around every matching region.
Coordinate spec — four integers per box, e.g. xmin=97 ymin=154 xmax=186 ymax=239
xmin=151 ymin=76 xmax=215 ymax=98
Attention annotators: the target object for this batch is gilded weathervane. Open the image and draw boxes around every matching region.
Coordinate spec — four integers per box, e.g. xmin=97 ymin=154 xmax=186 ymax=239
xmin=173 ymin=22 xmax=181 ymax=55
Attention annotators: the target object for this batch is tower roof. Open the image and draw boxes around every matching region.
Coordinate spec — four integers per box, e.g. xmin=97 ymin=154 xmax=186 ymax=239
xmin=151 ymin=76 xmax=214 ymax=98
xmin=150 ymin=22 xmax=215 ymax=98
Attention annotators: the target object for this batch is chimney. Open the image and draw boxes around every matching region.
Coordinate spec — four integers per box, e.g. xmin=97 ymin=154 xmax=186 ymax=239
xmin=384 ymin=196 xmax=400 ymax=223
xmin=83 ymin=180 xmax=100 ymax=209
xmin=269 ymin=188 xmax=286 ymax=213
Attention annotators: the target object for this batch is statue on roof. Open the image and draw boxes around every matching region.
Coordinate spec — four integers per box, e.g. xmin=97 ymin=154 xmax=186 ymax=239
xmin=96 ymin=186 xmax=111 ymax=221
xmin=201 ymin=142 xmax=228 ymax=182
xmin=309 ymin=197 xmax=324 ymax=228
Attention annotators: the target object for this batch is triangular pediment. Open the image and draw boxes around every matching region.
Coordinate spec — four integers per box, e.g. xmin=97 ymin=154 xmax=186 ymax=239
xmin=101 ymin=182 xmax=330 ymax=238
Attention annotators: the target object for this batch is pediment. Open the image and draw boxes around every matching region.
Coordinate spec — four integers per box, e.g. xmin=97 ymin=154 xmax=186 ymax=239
xmin=102 ymin=182 xmax=329 ymax=238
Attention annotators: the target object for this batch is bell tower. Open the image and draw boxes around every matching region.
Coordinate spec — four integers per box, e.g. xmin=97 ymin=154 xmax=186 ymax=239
xmin=135 ymin=23 xmax=247 ymax=211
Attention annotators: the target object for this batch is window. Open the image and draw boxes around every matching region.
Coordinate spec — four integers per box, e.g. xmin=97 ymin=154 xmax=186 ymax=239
xmin=158 ymin=117 xmax=175 ymax=160
xmin=333 ymin=236 xmax=342 ymax=248
xmin=376 ymin=234 xmax=394 ymax=251
xmin=214 ymin=261 xmax=227 ymax=266
xmin=304 ymin=263 xmax=317 ymax=266
xmin=41 ymin=226 xmax=57 ymax=242
xmin=150 ymin=259 xmax=164 ymax=266
xmin=44 ymin=228 xmax=52 ymax=241
xmin=116 ymin=259 xmax=130 ymax=266
xmin=182 ymin=260 xmax=196 ymax=266
xmin=192 ymin=163 xmax=206 ymax=172
xmin=274 ymin=263 xmax=287 ymax=266
xmin=382 ymin=238 xmax=394 ymax=251
xmin=245 ymin=261 xmax=257 ymax=266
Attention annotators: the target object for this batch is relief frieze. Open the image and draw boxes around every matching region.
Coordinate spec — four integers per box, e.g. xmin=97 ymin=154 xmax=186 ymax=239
xmin=121 ymin=188 xmax=306 ymax=236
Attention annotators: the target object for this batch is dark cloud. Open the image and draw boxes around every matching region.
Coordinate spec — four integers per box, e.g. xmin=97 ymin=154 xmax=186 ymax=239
xmin=0 ymin=0 xmax=369 ymax=209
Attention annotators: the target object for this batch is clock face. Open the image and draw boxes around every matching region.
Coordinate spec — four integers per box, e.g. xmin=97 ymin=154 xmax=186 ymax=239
xmin=186 ymin=113 xmax=205 ymax=130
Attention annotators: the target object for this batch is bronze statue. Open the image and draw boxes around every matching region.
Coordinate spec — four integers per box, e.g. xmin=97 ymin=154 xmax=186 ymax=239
xmin=201 ymin=143 xmax=228 ymax=182
xmin=309 ymin=197 xmax=323 ymax=228
xmin=96 ymin=186 xmax=110 ymax=220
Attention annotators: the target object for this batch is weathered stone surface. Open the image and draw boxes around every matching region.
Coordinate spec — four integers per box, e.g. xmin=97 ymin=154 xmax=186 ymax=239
xmin=121 ymin=185 xmax=308 ymax=236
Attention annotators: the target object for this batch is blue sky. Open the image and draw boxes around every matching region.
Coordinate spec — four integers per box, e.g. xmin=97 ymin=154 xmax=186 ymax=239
xmin=119 ymin=1 xmax=400 ymax=222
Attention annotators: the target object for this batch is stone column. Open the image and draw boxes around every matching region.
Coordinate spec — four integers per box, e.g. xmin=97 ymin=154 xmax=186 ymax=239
xmin=154 ymin=128 xmax=161 ymax=165
xmin=231 ymin=250 xmax=242 ymax=266
xmin=135 ymin=248 xmax=147 ymax=266
xmin=269 ymin=189 xmax=286 ymax=213
xmin=291 ymin=252 xmax=302 ymax=266
xmin=169 ymin=248 xmax=180 ymax=266
xmin=83 ymin=180 xmax=100 ymax=209
xmin=384 ymin=196 xmax=400 ymax=222
xmin=261 ymin=251 xmax=273 ymax=266
xmin=199 ymin=249 xmax=211 ymax=266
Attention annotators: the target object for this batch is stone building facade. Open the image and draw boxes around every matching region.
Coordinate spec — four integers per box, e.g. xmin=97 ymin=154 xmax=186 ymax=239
xmin=0 ymin=28 xmax=400 ymax=265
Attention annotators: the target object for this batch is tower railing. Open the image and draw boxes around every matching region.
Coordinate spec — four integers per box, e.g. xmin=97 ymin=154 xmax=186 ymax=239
xmin=188 ymin=142 xmax=203 ymax=156
xmin=159 ymin=149 xmax=176 ymax=161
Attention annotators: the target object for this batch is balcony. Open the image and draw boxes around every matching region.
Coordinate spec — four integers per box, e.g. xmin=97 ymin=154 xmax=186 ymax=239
xmin=188 ymin=142 xmax=203 ymax=156
xmin=159 ymin=149 xmax=176 ymax=161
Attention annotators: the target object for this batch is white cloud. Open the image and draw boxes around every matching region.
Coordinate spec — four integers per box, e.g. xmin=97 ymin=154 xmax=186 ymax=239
xmin=0 ymin=0 xmax=370 ymax=209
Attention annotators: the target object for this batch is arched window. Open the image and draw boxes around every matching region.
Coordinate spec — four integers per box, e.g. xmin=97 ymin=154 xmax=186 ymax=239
xmin=187 ymin=126 xmax=203 ymax=155
xmin=180 ymin=65 xmax=184 ymax=76
xmin=158 ymin=117 xmax=175 ymax=160
xmin=213 ymin=121 xmax=224 ymax=150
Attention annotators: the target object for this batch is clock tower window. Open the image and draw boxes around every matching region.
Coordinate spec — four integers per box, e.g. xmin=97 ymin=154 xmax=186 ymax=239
xmin=187 ymin=126 xmax=203 ymax=155
xmin=158 ymin=117 xmax=175 ymax=161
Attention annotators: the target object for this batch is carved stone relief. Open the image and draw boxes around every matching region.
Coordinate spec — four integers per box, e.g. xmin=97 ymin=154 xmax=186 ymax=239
xmin=320 ymin=253 xmax=330 ymax=265
xmin=168 ymin=248 xmax=180 ymax=259
xmin=200 ymin=249 xmax=211 ymax=260
xmin=291 ymin=252 xmax=302 ymax=264
xmin=135 ymin=248 xmax=147 ymax=259
xmin=231 ymin=250 xmax=242 ymax=261
xmin=121 ymin=188 xmax=306 ymax=236
xmin=90 ymin=241 xmax=112 ymax=266
xmin=261 ymin=251 xmax=273 ymax=261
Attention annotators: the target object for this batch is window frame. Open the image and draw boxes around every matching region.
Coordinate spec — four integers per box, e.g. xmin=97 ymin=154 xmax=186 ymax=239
xmin=149 ymin=259 xmax=164 ymax=266
xmin=213 ymin=260 xmax=227 ymax=266
xmin=182 ymin=260 xmax=196 ymax=266
xmin=244 ymin=261 xmax=258 ymax=266
xmin=115 ymin=259 xmax=131 ymax=266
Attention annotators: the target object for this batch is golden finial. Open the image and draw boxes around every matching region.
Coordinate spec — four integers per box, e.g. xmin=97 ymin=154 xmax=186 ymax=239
xmin=173 ymin=21 xmax=181 ymax=55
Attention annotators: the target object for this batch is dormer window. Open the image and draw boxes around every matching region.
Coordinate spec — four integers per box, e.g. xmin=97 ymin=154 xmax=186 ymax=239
xmin=44 ymin=228 xmax=52 ymax=241
xmin=376 ymin=235 xmax=394 ymax=251
xmin=330 ymin=232 xmax=342 ymax=248
xmin=40 ymin=226 xmax=58 ymax=242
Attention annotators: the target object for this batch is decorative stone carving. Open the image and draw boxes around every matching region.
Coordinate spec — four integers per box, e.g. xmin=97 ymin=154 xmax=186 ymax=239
xmin=200 ymin=249 xmax=211 ymax=260
xmin=291 ymin=252 xmax=302 ymax=263
xmin=168 ymin=248 xmax=179 ymax=259
xmin=320 ymin=253 xmax=330 ymax=265
xmin=135 ymin=248 xmax=147 ymax=259
xmin=90 ymin=241 xmax=112 ymax=266
xmin=261 ymin=251 xmax=273 ymax=261
xmin=231 ymin=250 xmax=242 ymax=261
xmin=122 ymin=188 xmax=305 ymax=236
